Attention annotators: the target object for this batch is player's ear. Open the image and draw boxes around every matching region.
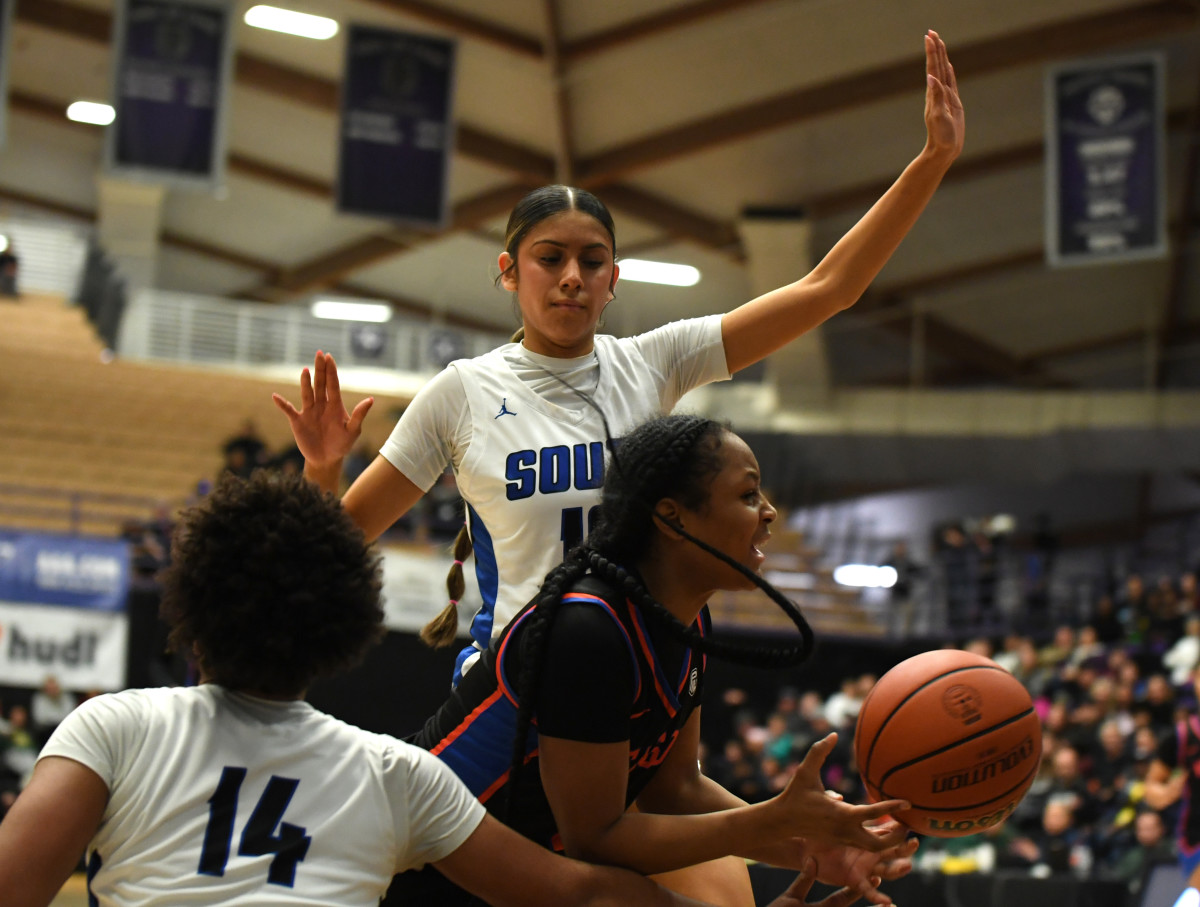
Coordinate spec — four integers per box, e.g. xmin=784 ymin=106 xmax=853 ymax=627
xmin=499 ymin=252 xmax=518 ymax=292
xmin=653 ymin=499 xmax=686 ymax=540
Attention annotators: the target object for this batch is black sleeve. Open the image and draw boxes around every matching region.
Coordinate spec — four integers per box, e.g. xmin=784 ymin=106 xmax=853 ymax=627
xmin=534 ymin=602 xmax=636 ymax=744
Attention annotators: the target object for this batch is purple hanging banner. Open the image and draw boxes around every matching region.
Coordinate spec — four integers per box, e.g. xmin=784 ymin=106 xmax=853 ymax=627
xmin=0 ymin=0 xmax=12 ymax=149
xmin=338 ymin=24 xmax=457 ymax=229
xmin=1046 ymin=53 xmax=1166 ymax=267
xmin=106 ymin=0 xmax=234 ymax=192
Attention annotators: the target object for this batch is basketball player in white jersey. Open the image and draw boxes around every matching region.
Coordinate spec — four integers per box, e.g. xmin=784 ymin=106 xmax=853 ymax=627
xmin=273 ymin=31 xmax=965 ymax=687
xmin=0 ymin=472 xmax=850 ymax=907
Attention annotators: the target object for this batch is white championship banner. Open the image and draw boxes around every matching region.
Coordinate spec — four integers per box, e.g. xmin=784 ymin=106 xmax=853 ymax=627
xmin=0 ymin=600 xmax=127 ymax=689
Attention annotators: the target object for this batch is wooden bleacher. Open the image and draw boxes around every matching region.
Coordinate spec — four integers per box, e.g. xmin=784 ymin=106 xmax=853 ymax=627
xmin=0 ymin=293 xmax=885 ymax=636
xmin=0 ymin=293 xmax=409 ymax=536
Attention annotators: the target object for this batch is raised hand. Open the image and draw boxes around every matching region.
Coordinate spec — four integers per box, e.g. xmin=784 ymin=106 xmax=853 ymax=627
xmin=271 ymin=351 xmax=374 ymax=470
xmin=771 ymin=735 xmax=911 ymax=854
xmin=923 ymin=30 xmax=965 ymax=162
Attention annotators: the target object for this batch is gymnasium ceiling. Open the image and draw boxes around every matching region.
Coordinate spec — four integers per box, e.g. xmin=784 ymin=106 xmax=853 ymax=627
xmin=5 ymin=0 xmax=1200 ymax=395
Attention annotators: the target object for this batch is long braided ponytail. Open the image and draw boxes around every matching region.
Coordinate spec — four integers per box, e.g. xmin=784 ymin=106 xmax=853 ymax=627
xmin=421 ymin=182 xmax=616 ymax=649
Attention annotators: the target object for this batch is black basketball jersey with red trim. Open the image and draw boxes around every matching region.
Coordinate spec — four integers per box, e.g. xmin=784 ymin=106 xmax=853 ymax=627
xmin=1158 ymin=715 xmax=1200 ymax=852
xmin=409 ymin=574 xmax=709 ymax=850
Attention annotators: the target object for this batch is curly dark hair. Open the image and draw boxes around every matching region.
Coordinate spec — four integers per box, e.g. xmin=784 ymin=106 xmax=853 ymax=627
xmin=159 ymin=470 xmax=385 ymax=697
xmin=504 ymin=414 xmax=814 ymax=816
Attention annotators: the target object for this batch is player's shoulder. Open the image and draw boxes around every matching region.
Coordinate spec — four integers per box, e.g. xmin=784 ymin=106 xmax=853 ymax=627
xmin=549 ymin=574 xmax=632 ymax=646
xmin=62 ymin=685 xmax=205 ymax=736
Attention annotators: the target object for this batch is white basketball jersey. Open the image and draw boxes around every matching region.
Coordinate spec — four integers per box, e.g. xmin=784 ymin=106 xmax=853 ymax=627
xmin=449 ymin=318 xmax=728 ymax=668
xmin=40 ymin=686 xmax=485 ymax=905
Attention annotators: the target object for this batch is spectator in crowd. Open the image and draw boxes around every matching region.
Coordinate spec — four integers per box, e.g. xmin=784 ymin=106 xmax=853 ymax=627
xmin=221 ymin=418 xmax=268 ymax=479
xmin=823 ymin=677 xmax=864 ymax=731
xmin=884 ymin=541 xmax=922 ymax=603
xmin=1090 ymin=596 xmax=1126 ymax=646
xmin=29 ymin=676 xmax=76 ymax=749
xmin=1164 ymin=618 xmax=1200 ymax=688
xmin=1116 ymin=574 xmax=1152 ymax=644
xmin=1023 ymin=800 xmax=1093 ymax=878
xmin=936 ymin=522 xmax=974 ymax=629
xmin=1108 ymin=809 xmax=1176 ymax=896
xmin=0 ymin=238 xmax=19 ymax=297
xmin=271 ymin=444 xmax=304 ymax=476
xmin=1 ymin=705 xmax=37 ymax=791
xmin=1180 ymin=571 xmax=1200 ymax=615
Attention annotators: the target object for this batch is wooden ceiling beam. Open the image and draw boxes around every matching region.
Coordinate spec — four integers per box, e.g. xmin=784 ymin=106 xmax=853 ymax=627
xmin=574 ymin=0 xmax=1199 ymax=187
xmin=243 ymin=181 xmax=533 ymax=300
xmin=898 ymin=313 xmax=1068 ymax=387
xmin=357 ymin=0 xmax=543 ymax=58
xmin=10 ymin=88 xmax=337 ymax=200
xmin=599 ymin=184 xmax=741 ymax=250
xmin=0 ymin=185 xmax=279 ymax=273
xmin=560 ymin=0 xmax=777 ymax=64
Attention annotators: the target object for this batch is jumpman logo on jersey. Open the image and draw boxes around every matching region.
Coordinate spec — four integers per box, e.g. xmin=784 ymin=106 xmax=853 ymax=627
xmin=495 ymin=398 xmax=517 ymax=419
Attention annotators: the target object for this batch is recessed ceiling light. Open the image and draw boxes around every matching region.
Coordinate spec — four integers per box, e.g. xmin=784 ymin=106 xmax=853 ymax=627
xmin=617 ymin=258 xmax=701 ymax=287
xmin=66 ymin=101 xmax=115 ymax=126
xmin=244 ymin=5 xmax=338 ymax=40
xmin=311 ymin=300 xmax=392 ymax=323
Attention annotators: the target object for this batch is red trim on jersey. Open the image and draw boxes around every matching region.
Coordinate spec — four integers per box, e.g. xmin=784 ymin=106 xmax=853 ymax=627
xmin=431 ymin=688 xmax=504 ymax=757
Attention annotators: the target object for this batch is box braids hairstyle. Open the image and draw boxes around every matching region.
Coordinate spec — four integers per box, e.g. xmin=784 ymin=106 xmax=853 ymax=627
xmin=504 ymin=413 xmax=815 ymax=817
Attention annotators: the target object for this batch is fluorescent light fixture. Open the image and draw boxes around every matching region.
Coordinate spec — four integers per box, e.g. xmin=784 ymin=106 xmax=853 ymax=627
xmin=311 ymin=300 xmax=392 ymax=323
xmin=0 ymin=235 xmax=7 ymax=254
xmin=245 ymin=5 xmax=338 ymax=39
xmin=833 ymin=564 xmax=898 ymax=589
xmin=66 ymin=101 xmax=115 ymax=126
xmin=618 ymin=258 xmax=701 ymax=287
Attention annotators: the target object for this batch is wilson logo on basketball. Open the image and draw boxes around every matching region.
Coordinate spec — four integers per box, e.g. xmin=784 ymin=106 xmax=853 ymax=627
xmin=940 ymin=684 xmax=982 ymax=725
xmin=930 ymin=736 xmax=1036 ymax=793
xmin=927 ymin=800 xmax=1019 ymax=835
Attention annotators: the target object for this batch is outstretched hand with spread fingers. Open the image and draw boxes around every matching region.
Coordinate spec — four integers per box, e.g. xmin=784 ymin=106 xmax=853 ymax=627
xmin=766 ymin=859 xmax=865 ymax=907
xmin=806 ymin=825 xmax=919 ymax=906
xmin=771 ymin=734 xmax=911 ymax=853
xmin=271 ymin=350 xmax=374 ymax=469
xmin=923 ymin=29 xmax=965 ymax=162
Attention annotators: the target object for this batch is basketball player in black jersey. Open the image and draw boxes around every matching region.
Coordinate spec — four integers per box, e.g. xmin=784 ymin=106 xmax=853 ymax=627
xmin=394 ymin=415 xmax=919 ymax=906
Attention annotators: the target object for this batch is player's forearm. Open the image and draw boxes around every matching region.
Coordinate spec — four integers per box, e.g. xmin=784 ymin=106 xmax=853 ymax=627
xmin=804 ymin=147 xmax=953 ymax=311
xmin=577 ymin=862 xmax=721 ymax=907
xmin=564 ymin=801 xmax=783 ymax=876
xmin=303 ymin=458 xmax=343 ymax=494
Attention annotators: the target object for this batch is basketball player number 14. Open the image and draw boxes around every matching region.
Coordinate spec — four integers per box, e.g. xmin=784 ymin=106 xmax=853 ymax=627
xmin=198 ymin=766 xmax=312 ymax=886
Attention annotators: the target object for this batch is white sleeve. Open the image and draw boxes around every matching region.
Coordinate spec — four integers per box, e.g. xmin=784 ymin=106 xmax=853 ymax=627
xmin=38 ymin=692 xmax=140 ymax=790
xmin=385 ymin=743 xmax=486 ymax=872
xmin=626 ymin=314 xmax=730 ymax=411
xmin=378 ymin=366 xmax=471 ymax=493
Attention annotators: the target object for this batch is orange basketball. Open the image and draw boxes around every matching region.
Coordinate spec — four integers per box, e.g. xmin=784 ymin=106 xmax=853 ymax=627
xmin=854 ymin=649 xmax=1042 ymax=838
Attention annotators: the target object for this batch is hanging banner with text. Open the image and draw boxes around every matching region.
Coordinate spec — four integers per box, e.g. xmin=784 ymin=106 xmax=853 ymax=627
xmin=1045 ymin=53 xmax=1166 ymax=267
xmin=106 ymin=0 xmax=235 ymax=192
xmin=0 ymin=0 xmax=12 ymax=150
xmin=0 ymin=532 xmax=131 ymax=689
xmin=338 ymin=24 xmax=457 ymax=228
